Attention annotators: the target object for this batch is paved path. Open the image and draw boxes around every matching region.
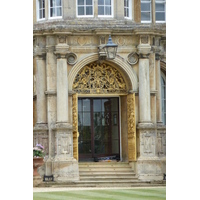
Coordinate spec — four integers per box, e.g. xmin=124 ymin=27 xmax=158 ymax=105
xmin=33 ymin=186 xmax=166 ymax=193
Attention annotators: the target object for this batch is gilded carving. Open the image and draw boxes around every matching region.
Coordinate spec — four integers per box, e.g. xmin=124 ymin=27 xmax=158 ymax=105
xmin=127 ymin=93 xmax=136 ymax=161
xmin=72 ymin=93 xmax=79 ymax=160
xmin=73 ymin=62 xmax=127 ymax=94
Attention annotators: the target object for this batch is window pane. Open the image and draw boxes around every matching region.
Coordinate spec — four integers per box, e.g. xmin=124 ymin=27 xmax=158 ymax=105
xmin=156 ymin=3 xmax=165 ymax=11
xmin=141 ymin=3 xmax=150 ymax=11
xmin=105 ymin=6 xmax=111 ymax=15
xmin=98 ymin=0 xmax=104 ymax=5
xmin=141 ymin=12 xmax=150 ymax=21
xmin=43 ymin=9 xmax=45 ymax=18
xmin=98 ymin=6 xmax=104 ymax=15
xmin=50 ymin=8 xmax=55 ymax=17
xmin=105 ymin=0 xmax=111 ymax=5
xmin=78 ymin=0 xmax=84 ymax=5
xmin=83 ymin=113 xmax=91 ymax=126
xmin=126 ymin=8 xmax=129 ymax=17
xmin=56 ymin=7 xmax=62 ymax=16
xmin=78 ymin=6 xmax=84 ymax=15
xmin=156 ymin=12 xmax=165 ymax=21
xmin=42 ymin=0 xmax=45 ymax=8
xmin=56 ymin=0 xmax=61 ymax=6
xmin=86 ymin=0 xmax=92 ymax=5
xmin=39 ymin=10 xmax=43 ymax=19
xmin=124 ymin=8 xmax=127 ymax=16
xmin=94 ymin=99 xmax=101 ymax=112
xmin=124 ymin=0 xmax=127 ymax=7
xmin=50 ymin=0 xmax=56 ymax=7
xmin=86 ymin=6 xmax=93 ymax=15
xmin=83 ymin=99 xmax=90 ymax=111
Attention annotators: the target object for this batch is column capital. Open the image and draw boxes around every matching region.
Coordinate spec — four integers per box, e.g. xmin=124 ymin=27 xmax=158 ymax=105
xmin=54 ymin=44 xmax=70 ymax=58
xmin=33 ymin=46 xmax=46 ymax=59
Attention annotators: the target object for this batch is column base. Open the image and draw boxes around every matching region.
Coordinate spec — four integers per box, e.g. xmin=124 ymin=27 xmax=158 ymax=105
xmin=137 ymin=157 xmax=165 ymax=181
xmin=52 ymin=159 xmax=79 ymax=182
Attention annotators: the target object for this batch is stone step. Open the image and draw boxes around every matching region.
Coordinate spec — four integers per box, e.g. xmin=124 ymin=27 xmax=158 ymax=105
xmin=79 ymin=168 xmax=133 ymax=172
xmin=38 ymin=180 xmax=166 ymax=188
xmin=79 ymin=171 xmax=135 ymax=176
xmin=79 ymin=163 xmax=130 ymax=168
xmin=80 ymin=176 xmax=138 ymax=181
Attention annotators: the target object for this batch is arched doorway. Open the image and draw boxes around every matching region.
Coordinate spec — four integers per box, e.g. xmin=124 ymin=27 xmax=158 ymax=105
xmin=71 ymin=58 xmax=137 ymax=162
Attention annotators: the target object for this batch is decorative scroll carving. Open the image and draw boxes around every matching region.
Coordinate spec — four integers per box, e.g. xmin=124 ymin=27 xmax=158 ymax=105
xmin=127 ymin=93 xmax=136 ymax=161
xmin=72 ymin=93 xmax=79 ymax=161
xmin=73 ymin=62 xmax=127 ymax=94
xmin=140 ymin=131 xmax=156 ymax=156
xmin=157 ymin=131 xmax=166 ymax=156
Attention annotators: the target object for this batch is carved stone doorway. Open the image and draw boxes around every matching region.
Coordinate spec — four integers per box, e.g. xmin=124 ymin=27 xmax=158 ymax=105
xmin=72 ymin=61 xmax=137 ymax=162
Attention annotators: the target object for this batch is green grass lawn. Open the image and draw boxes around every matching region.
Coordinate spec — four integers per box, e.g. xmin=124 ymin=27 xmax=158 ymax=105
xmin=33 ymin=187 xmax=166 ymax=200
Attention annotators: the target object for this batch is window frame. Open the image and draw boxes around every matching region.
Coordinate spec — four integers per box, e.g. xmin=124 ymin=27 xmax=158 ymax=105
xmin=124 ymin=0 xmax=132 ymax=20
xmin=77 ymin=0 xmax=94 ymax=18
xmin=37 ymin=0 xmax=45 ymax=21
xmin=48 ymin=0 xmax=62 ymax=19
xmin=98 ymin=0 xmax=114 ymax=18
xmin=141 ymin=0 xmax=152 ymax=23
xmin=161 ymin=71 xmax=166 ymax=125
xmin=155 ymin=0 xmax=166 ymax=23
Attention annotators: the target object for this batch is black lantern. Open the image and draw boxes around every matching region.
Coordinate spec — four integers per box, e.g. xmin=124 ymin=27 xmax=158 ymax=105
xmin=103 ymin=35 xmax=118 ymax=60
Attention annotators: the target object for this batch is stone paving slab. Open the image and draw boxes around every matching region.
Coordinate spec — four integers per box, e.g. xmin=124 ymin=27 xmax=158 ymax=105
xmin=33 ymin=186 xmax=166 ymax=193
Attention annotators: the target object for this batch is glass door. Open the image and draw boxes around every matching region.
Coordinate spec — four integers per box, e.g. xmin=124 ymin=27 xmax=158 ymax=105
xmin=78 ymin=97 xmax=119 ymax=161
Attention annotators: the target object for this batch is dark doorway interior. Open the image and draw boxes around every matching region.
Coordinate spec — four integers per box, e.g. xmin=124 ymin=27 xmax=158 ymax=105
xmin=78 ymin=97 xmax=120 ymax=161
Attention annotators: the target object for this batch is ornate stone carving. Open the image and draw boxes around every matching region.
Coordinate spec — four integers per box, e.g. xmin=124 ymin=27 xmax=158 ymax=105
xmin=66 ymin=53 xmax=77 ymax=65
xmin=127 ymin=93 xmax=137 ymax=161
xmin=140 ymin=131 xmax=156 ymax=156
xmin=58 ymin=35 xmax=66 ymax=44
xmin=157 ymin=131 xmax=166 ymax=156
xmin=73 ymin=62 xmax=127 ymax=94
xmin=141 ymin=36 xmax=149 ymax=44
xmin=127 ymin=53 xmax=139 ymax=65
xmin=55 ymin=132 xmax=72 ymax=160
xmin=72 ymin=93 xmax=79 ymax=161
xmin=77 ymin=36 xmax=91 ymax=46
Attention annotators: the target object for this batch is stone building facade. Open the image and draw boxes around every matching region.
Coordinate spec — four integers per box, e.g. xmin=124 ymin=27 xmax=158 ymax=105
xmin=33 ymin=0 xmax=166 ymax=182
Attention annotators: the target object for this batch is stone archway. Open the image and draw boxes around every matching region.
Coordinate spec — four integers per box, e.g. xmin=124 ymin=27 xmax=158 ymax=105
xmin=68 ymin=53 xmax=138 ymax=92
xmin=70 ymin=55 xmax=137 ymax=162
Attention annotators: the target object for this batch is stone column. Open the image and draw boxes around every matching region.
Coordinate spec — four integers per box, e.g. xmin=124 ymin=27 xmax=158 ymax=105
xmin=33 ymin=46 xmax=49 ymax=155
xmin=156 ymin=53 xmax=162 ymax=123
xmin=36 ymin=55 xmax=47 ymax=124
xmin=52 ymin=34 xmax=79 ymax=182
xmin=137 ymin=36 xmax=152 ymax=124
xmin=136 ymin=35 xmax=162 ymax=181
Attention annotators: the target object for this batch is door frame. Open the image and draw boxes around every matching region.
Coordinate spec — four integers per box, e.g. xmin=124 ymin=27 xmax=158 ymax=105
xmin=77 ymin=95 xmax=122 ymax=161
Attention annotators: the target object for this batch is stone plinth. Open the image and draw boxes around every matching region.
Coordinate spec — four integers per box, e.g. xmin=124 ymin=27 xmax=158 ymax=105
xmin=52 ymin=159 xmax=79 ymax=182
xmin=50 ymin=122 xmax=79 ymax=182
xmin=136 ymin=123 xmax=163 ymax=181
xmin=137 ymin=158 xmax=163 ymax=181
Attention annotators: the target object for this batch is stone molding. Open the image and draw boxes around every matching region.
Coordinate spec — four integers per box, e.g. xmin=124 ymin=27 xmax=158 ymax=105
xmin=33 ymin=46 xmax=46 ymax=58
xmin=33 ymin=123 xmax=49 ymax=132
xmin=51 ymin=122 xmax=73 ymax=131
